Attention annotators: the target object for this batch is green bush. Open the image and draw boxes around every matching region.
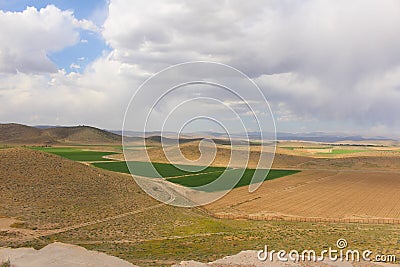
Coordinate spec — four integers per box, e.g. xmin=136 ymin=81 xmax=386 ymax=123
xmin=1 ymin=260 xmax=11 ymax=267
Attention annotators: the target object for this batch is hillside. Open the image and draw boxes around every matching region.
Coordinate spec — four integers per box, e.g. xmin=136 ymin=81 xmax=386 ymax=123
xmin=0 ymin=123 xmax=122 ymax=145
xmin=0 ymin=123 xmax=55 ymax=144
xmin=0 ymin=148 xmax=158 ymax=235
xmin=44 ymin=125 xmax=121 ymax=143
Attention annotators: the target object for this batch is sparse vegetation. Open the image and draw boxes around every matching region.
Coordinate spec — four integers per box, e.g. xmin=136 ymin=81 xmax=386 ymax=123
xmin=53 ymin=215 xmax=400 ymax=266
xmin=0 ymin=260 xmax=10 ymax=267
xmin=0 ymin=148 xmax=157 ymax=233
xmin=0 ymin=123 xmax=122 ymax=145
xmin=10 ymin=221 xmax=26 ymax=229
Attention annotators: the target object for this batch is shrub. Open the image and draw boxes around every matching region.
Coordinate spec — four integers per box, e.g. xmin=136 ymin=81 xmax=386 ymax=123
xmin=1 ymin=260 xmax=11 ymax=267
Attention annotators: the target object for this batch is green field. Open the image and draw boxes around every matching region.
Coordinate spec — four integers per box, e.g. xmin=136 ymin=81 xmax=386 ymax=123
xmin=281 ymin=146 xmax=333 ymax=150
xmin=93 ymin=161 xmax=228 ymax=178
xmin=30 ymin=147 xmax=119 ymax=161
xmin=319 ymin=149 xmax=366 ymax=155
xmin=281 ymin=146 xmax=367 ymax=155
xmin=93 ymin=161 xmax=299 ymax=192
xmin=167 ymin=169 xmax=300 ymax=192
xmin=32 ymin=146 xmax=299 ymax=192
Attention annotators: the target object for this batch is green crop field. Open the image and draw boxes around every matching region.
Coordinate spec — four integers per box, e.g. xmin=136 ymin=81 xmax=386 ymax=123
xmin=30 ymin=147 xmax=119 ymax=161
xmin=319 ymin=149 xmax=366 ymax=155
xmin=93 ymin=161 xmax=228 ymax=178
xmin=281 ymin=146 xmax=333 ymax=150
xmin=167 ymin=169 xmax=300 ymax=192
xmin=281 ymin=146 xmax=296 ymax=150
xmin=92 ymin=161 xmax=130 ymax=173
xmin=93 ymin=161 xmax=299 ymax=192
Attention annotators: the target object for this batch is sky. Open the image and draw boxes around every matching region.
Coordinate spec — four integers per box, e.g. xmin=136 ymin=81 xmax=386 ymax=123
xmin=0 ymin=0 xmax=399 ymax=138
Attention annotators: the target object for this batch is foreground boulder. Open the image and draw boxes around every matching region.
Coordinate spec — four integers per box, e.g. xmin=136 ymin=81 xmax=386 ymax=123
xmin=0 ymin=242 xmax=137 ymax=267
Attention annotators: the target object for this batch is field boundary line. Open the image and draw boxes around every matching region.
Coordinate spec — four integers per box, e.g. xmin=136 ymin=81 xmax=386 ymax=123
xmin=211 ymin=213 xmax=400 ymax=224
xmin=273 ymin=167 xmax=400 ymax=174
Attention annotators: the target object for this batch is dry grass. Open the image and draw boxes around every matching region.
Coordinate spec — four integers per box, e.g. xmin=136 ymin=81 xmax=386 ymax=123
xmin=0 ymin=148 xmax=157 ymax=235
xmin=0 ymin=123 xmax=122 ymax=145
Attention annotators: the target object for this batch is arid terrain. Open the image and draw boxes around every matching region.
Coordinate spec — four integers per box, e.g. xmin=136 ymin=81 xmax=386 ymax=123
xmin=1 ymin=125 xmax=399 ymax=266
xmin=0 ymin=123 xmax=123 ymax=145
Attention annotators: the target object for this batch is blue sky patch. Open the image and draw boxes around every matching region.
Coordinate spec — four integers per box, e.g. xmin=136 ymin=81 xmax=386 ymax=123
xmin=0 ymin=0 xmax=109 ymax=72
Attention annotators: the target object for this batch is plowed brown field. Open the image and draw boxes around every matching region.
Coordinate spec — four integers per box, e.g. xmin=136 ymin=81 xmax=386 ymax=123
xmin=205 ymin=170 xmax=400 ymax=223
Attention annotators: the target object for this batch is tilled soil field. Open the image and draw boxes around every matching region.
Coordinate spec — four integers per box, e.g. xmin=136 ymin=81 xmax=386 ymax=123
xmin=206 ymin=170 xmax=400 ymax=223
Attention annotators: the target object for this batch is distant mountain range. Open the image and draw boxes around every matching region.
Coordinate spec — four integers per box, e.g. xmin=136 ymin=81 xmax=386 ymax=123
xmin=276 ymin=132 xmax=393 ymax=142
xmin=0 ymin=123 xmax=395 ymax=145
xmin=110 ymin=129 xmax=395 ymax=143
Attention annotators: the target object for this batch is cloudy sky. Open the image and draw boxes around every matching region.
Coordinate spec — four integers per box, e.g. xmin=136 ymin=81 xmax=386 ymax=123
xmin=1 ymin=0 xmax=400 ymax=137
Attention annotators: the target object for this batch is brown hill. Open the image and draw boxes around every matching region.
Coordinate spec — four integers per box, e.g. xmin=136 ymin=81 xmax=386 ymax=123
xmin=0 ymin=148 xmax=157 ymax=234
xmin=0 ymin=147 xmax=215 ymax=265
xmin=0 ymin=123 xmax=55 ymax=144
xmin=44 ymin=125 xmax=121 ymax=144
xmin=0 ymin=123 xmax=122 ymax=145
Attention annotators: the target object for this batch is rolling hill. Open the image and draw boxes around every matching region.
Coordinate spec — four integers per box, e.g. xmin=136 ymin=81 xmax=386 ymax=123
xmin=0 ymin=123 xmax=122 ymax=145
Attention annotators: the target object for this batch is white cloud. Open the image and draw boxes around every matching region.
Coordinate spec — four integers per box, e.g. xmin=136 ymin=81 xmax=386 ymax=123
xmin=0 ymin=5 xmax=97 ymax=73
xmin=0 ymin=55 xmax=147 ymax=129
xmin=101 ymin=0 xmax=400 ymax=134
xmin=102 ymin=0 xmax=400 ymax=76
xmin=69 ymin=63 xmax=81 ymax=69
xmin=1 ymin=1 xmax=400 ymax=135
